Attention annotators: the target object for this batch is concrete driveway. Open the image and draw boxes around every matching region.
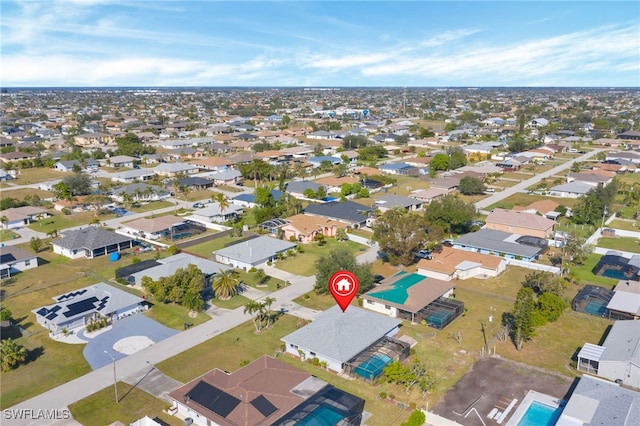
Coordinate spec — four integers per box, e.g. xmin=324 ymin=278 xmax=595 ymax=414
xmin=82 ymin=314 xmax=178 ymax=370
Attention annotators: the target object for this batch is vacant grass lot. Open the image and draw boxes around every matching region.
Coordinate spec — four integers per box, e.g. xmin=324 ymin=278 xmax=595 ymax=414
xmin=598 ymin=236 xmax=640 ymax=253
xmin=144 ymin=301 xmax=210 ymax=330
xmin=2 ymin=187 xmax=52 ymax=202
xmin=29 ymin=211 xmax=116 ymax=233
xmin=12 ymin=168 xmax=64 ymax=184
xmin=608 ymin=219 xmax=639 ymax=231
xmin=181 ymin=234 xmax=243 ymax=258
xmin=69 ymin=383 xmax=181 ymax=426
xmin=276 ymin=239 xmax=367 ymax=276
xmin=0 ymin=230 xmax=20 ymax=242
xmin=487 ymin=192 xmax=579 ymax=211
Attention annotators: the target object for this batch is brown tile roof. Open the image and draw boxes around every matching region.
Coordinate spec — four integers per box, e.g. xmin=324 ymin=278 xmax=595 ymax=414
xmin=189 ymin=157 xmax=233 ymax=167
xmin=168 ymin=356 xmax=311 ymax=426
xmin=354 ymin=166 xmax=383 ymax=176
xmin=417 ymin=246 xmax=503 ymax=275
xmin=283 ymin=214 xmax=348 ymax=234
xmin=363 ymin=273 xmax=453 ymax=314
xmin=486 ymin=208 xmax=555 ymax=231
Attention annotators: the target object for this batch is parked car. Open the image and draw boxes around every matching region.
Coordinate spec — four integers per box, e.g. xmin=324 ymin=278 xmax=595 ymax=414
xmin=415 ymin=250 xmax=432 ymax=260
xmin=373 ymin=274 xmax=385 ymax=283
xmin=193 ymin=202 xmax=203 ymax=208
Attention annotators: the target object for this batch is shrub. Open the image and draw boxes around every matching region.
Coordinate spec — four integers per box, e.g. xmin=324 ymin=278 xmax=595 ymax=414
xmin=401 ymin=410 xmax=426 ymax=426
xmin=378 ymin=391 xmax=387 ymax=399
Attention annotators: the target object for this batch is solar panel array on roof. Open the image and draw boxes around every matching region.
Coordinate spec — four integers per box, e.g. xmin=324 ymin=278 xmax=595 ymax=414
xmin=187 ymin=381 xmax=240 ymax=419
xmin=63 ymin=296 xmax=98 ymax=318
xmin=250 ymin=395 xmax=278 ymax=418
xmin=96 ymin=296 xmax=110 ymax=311
xmin=56 ymin=289 xmax=88 ymax=302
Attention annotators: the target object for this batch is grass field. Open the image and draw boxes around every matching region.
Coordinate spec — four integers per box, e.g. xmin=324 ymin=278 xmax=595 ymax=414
xmin=12 ymin=168 xmax=65 ymax=184
xmin=2 ymin=187 xmax=52 ymax=202
xmin=29 ymin=211 xmax=116 ymax=233
xmin=597 ymin=236 xmax=640 ymax=253
xmin=69 ymin=383 xmax=181 ymax=426
xmin=128 ymin=200 xmax=174 ymax=213
xmin=608 ymin=219 xmax=639 ymax=231
xmin=0 ymin=230 xmax=20 ymax=242
xmin=569 ymin=253 xmax=619 ymax=287
xmin=181 ymin=234 xmax=243 ymax=258
xmin=144 ymin=301 xmax=211 ymax=330
xmin=276 ymin=239 xmax=367 ymax=276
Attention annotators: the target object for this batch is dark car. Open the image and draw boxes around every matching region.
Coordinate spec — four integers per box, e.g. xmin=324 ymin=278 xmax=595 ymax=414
xmin=373 ymin=274 xmax=385 ymax=283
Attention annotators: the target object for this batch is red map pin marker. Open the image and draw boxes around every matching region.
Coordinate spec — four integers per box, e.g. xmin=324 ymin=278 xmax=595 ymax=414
xmin=329 ymin=270 xmax=359 ymax=312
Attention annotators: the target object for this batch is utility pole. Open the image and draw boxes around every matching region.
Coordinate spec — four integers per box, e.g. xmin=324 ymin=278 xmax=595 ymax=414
xmin=104 ymin=351 xmax=118 ymax=403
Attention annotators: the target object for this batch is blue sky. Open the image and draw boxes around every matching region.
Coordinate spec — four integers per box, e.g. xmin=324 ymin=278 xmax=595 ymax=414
xmin=1 ymin=1 xmax=638 ymax=87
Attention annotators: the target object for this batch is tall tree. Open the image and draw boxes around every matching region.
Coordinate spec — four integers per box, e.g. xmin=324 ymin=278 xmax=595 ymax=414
xmin=212 ymin=269 xmax=240 ymax=300
xmin=314 ymin=248 xmax=374 ymax=295
xmin=373 ymin=208 xmax=442 ymax=265
xmin=459 ymin=176 xmax=486 ymax=195
xmin=512 ymin=287 xmax=535 ymax=351
xmin=1 ymin=339 xmax=28 ymax=372
xmin=423 ymin=195 xmax=476 ymax=234
xmin=213 ymin=192 xmax=229 ymax=217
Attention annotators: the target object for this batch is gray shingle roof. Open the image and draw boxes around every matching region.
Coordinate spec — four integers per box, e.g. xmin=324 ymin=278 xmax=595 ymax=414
xmin=54 ymin=227 xmax=134 ymax=251
xmin=281 ymin=305 xmax=400 ymax=363
xmin=214 ymin=235 xmax=296 ymax=264
xmin=304 ymin=200 xmax=372 ymax=224
xmin=454 ymin=229 xmax=542 ymax=258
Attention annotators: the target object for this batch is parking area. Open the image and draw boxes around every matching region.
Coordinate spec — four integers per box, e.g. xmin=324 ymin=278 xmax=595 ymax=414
xmin=81 ymin=314 xmax=178 ymax=370
xmin=432 ymin=357 xmax=575 ymax=426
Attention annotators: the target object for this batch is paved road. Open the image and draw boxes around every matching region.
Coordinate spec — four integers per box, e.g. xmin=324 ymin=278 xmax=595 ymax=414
xmin=5 ymin=273 xmax=316 ymax=426
xmin=474 ymin=150 xmax=603 ymax=211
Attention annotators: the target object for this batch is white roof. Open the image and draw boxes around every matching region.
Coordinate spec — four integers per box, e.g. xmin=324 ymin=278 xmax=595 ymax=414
xmin=577 ymin=343 xmax=606 ymax=362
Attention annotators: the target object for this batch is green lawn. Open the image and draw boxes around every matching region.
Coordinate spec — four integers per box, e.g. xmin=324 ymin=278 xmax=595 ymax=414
xmin=210 ymin=294 xmax=250 ymax=309
xmin=12 ymin=167 xmax=64 ymax=184
xmin=238 ymin=270 xmax=285 ymax=293
xmin=487 ymin=193 xmax=579 ymax=211
xmin=276 ymin=239 xmax=367 ymax=276
xmin=2 ymin=187 xmax=52 ymax=202
xmin=69 ymin=382 xmax=181 ymax=426
xmin=597 ymin=236 xmax=640 ymax=253
xmin=128 ymin=200 xmax=174 ymax=213
xmin=29 ymin=211 xmax=116 ymax=233
xmin=569 ymin=253 xmax=618 ymax=287
xmin=181 ymin=235 xmax=244 ymax=258
xmin=144 ymin=302 xmax=211 ymax=330
xmin=608 ymin=219 xmax=639 ymax=231
xmin=0 ymin=230 xmax=20 ymax=242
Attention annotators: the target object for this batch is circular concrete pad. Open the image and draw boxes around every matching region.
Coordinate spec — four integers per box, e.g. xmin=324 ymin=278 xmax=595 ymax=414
xmin=113 ymin=336 xmax=154 ymax=355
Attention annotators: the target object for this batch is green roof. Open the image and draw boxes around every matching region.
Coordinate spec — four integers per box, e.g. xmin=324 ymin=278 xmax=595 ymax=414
xmin=367 ymin=273 xmax=426 ymax=305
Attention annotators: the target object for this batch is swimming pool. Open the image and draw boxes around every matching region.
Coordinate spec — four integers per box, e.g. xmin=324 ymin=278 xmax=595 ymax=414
xmin=517 ymin=401 xmax=561 ymax=426
xmin=353 ymin=353 xmax=392 ymax=380
xmin=298 ymin=404 xmax=345 ymax=426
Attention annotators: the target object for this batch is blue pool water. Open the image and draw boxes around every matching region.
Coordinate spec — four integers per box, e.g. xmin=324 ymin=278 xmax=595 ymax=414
xmin=298 ymin=404 xmax=345 ymax=426
xmin=353 ymin=353 xmax=392 ymax=380
xmin=518 ymin=401 xmax=562 ymax=426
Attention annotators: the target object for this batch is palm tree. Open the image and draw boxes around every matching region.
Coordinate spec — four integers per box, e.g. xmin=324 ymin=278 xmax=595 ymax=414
xmin=0 ymin=215 xmax=8 ymax=236
xmin=243 ymin=300 xmax=265 ymax=333
xmin=262 ymin=296 xmax=276 ymax=328
xmin=212 ymin=270 xmax=240 ymax=300
xmin=213 ymin=192 xmax=229 ymax=219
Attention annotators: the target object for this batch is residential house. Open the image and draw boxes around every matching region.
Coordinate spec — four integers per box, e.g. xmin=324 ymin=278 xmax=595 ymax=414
xmin=52 ymin=227 xmax=135 ymax=259
xmin=214 ymin=236 xmax=296 ymax=271
xmin=0 ymin=206 xmax=50 ymax=229
xmin=485 ymin=208 xmax=556 ymax=238
xmin=372 ymin=194 xmax=423 ymax=213
xmin=361 ymin=272 xmax=462 ymax=327
xmin=314 ymin=176 xmax=360 ymax=194
xmin=167 ymin=355 xmax=364 ymax=426
xmin=576 ymin=320 xmax=640 ymax=389
xmin=110 ymin=183 xmax=170 ymax=203
xmin=74 ymin=132 xmax=115 ymax=146
xmin=0 ymin=151 xmax=37 ymax=164
xmin=605 ymin=280 xmax=640 ymax=320
xmin=556 ymin=375 xmax=640 ymax=426
xmin=453 ymin=228 xmax=547 ymax=262
xmin=128 ymin=252 xmax=231 ymax=287
xmin=606 ymin=151 xmax=640 ymax=165
xmin=55 ymin=159 xmax=99 ymax=173
xmin=307 ymin=156 xmax=342 ymax=168
xmin=189 ymin=157 xmax=234 ymax=172
xmin=409 ymin=187 xmax=449 ymax=204
xmin=0 ymin=246 xmax=39 ymax=279
xmin=104 ymin=155 xmax=136 ymax=168
xmin=208 ymin=169 xmax=242 ymax=185
xmin=191 ymin=203 xmax=244 ymax=224
xmin=379 ymin=163 xmax=418 ymax=175
xmin=617 ymin=130 xmax=640 ymax=141
xmin=548 ymin=181 xmax=594 ymax=198
xmin=33 ymin=282 xmax=144 ymax=336
xmin=176 ymin=177 xmax=215 ymax=190
xmin=153 ymin=162 xmax=199 ymax=177
xmin=231 ymin=190 xmax=282 ymax=209
xmin=285 ymin=181 xmax=325 ymax=199
xmin=567 ymin=172 xmax=614 ymax=187
xmin=111 ymin=169 xmax=156 ymax=183
xmin=417 ymin=246 xmax=506 ymax=281
xmin=281 ymin=305 xmax=405 ymax=374
xmin=280 ymin=214 xmax=348 ymax=243
xmin=304 ymin=200 xmax=373 ymax=228
xmin=120 ymin=216 xmax=186 ymax=241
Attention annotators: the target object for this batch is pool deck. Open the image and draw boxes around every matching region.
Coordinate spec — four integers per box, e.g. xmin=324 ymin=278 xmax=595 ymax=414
xmin=505 ymin=390 xmax=562 ymax=426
